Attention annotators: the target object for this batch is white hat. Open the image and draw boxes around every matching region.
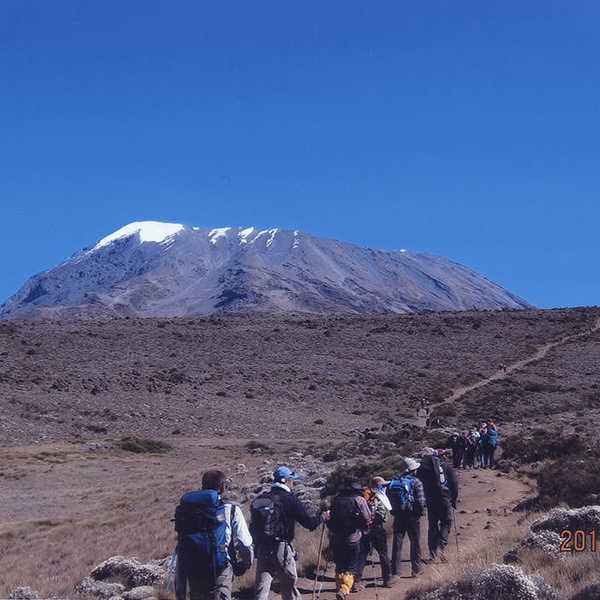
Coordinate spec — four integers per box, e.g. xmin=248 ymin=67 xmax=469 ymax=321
xmin=421 ymin=447 xmax=435 ymax=457
xmin=401 ymin=458 xmax=420 ymax=474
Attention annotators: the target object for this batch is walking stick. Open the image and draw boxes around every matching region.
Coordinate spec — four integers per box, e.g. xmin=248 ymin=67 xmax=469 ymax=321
xmin=312 ymin=523 xmax=327 ymax=600
xmin=452 ymin=508 xmax=459 ymax=556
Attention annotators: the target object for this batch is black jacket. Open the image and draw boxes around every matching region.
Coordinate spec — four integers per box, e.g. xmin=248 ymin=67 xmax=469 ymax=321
xmin=417 ymin=455 xmax=458 ymax=508
xmin=264 ymin=485 xmax=323 ymax=544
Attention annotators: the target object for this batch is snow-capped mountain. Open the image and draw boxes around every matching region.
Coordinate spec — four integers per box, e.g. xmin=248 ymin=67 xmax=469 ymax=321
xmin=0 ymin=221 xmax=532 ymax=319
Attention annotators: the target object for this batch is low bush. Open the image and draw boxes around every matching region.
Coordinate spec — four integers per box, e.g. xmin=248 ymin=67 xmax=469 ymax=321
xmin=502 ymin=429 xmax=585 ymax=464
xmin=118 ymin=437 xmax=172 ymax=454
xmin=536 ymin=456 xmax=600 ymax=508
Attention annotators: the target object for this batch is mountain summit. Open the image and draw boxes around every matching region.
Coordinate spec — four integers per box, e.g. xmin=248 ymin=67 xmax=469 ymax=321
xmin=0 ymin=221 xmax=532 ymax=319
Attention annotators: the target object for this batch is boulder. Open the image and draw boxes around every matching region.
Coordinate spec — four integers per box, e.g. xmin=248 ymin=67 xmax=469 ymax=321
xmin=504 ymin=530 xmax=565 ymax=563
xmin=414 ymin=564 xmax=557 ymax=600
xmin=8 ymin=588 xmax=39 ymax=600
xmin=531 ymin=506 xmax=600 ymax=536
xmin=122 ymin=586 xmax=155 ymax=600
xmin=74 ymin=577 xmax=126 ymax=599
xmin=90 ymin=555 xmax=167 ymax=587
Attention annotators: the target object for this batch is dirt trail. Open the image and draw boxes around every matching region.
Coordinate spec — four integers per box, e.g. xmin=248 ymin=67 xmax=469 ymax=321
xmin=446 ymin=317 xmax=600 ymax=403
xmin=297 ymin=467 xmax=531 ymax=600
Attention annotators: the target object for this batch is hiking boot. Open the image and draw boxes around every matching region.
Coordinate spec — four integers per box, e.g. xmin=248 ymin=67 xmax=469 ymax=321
xmin=439 ymin=552 xmax=448 ymax=564
xmin=336 ymin=594 xmax=347 ymax=600
xmin=350 ymin=582 xmax=365 ymax=593
xmin=382 ymin=580 xmax=393 ymax=588
xmin=386 ymin=576 xmax=398 ymax=587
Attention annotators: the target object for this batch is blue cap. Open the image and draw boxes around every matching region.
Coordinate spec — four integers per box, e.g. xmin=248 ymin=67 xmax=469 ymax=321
xmin=273 ymin=466 xmax=300 ymax=481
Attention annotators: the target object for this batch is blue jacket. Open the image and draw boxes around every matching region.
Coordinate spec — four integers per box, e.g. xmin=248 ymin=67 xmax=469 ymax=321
xmin=485 ymin=428 xmax=498 ymax=448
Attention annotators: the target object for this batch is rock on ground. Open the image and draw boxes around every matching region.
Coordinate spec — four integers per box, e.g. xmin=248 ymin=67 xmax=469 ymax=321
xmin=8 ymin=588 xmax=39 ymax=600
xmin=89 ymin=555 xmax=167 ymax=587
xmin=504 ymin=530 xmax=565 ymax=563
xmin=413 ymin=564 xmax=557 ymax=600
xmin=531 ymin=506 xmax=600 ymax=536
xmin=73 ymin=578 xmax=125 ymax=599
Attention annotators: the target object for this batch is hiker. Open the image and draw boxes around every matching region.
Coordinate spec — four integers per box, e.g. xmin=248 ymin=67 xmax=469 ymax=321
xmin=456 ymin=432 xmax=469 ymax=469
xmin=387 ymin=459 xmax=426 ymax=578
xmin=252 ymin=466 xmax=329 ymax=600
xmin=464 ymin=430 xmax=479 ymax=469
xmin=482 ymin=420 xmax=499 ymax=468
xmin=174 ymin=470 xmax=253 ymax=600
xmin=327 ymin=476 xmax=372 ymax=600
xmin=477 ymin=424 xmax=487 ymax=468
xmin=417 ymin=450 xmax=458 ymax=563
xmin=354 ymin=476 xmax=393 ymax=590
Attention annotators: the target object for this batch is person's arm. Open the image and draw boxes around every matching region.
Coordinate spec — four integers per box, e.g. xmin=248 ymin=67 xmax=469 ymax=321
xmin=412 ymin=478 xmax=426 ymax=516
xmin=445 ymin=466 xmax=459 ymax=507
xmin=231 ymin=505 xmax=254 ymax=565
xmin=355 ymin=495 xmax=372 ymax=529
xmin=291 ymin=494 xmax=323 ymax=531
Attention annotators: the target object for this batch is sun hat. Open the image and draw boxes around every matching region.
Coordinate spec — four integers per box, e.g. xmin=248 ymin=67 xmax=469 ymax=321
xmin=400 ymin=458 xmax=420 ymax=475
xmin=371 ymin=476 xmax=390 ymax=488
xmin=273 ymin=466 xmax=300 ymax=482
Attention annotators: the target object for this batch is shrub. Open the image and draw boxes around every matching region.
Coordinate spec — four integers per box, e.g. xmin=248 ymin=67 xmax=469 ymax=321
xmin=244 ymin=441 xmax=272 ymax=453
xmin=118 ymin=438 xmax=172 ymax=454
xmin=536 ymin=457 xmax=600 ymax=508
xmin=502 ymin=429 xmax=585 ymax=464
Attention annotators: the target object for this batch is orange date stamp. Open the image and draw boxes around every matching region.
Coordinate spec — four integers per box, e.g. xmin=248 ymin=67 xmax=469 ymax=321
xmin=560 ymin=529 xmax=597 ymax=552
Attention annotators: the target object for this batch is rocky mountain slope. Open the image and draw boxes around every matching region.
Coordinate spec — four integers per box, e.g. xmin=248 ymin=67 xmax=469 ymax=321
xmin=1 ymin=221 xmax=532 ymax=319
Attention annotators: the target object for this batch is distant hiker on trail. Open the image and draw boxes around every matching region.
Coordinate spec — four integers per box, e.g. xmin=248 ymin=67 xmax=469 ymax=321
xmin=464 ymin=430 xmax=479 ymax=469
xmin=354 ymin=476 xmax=393 ymax=590
xmin=477 ymin=423 xmax=487 ymax=468
xmin=327 ymin=476 xmax=372 ymax=600
xmin=251 ymin=466 xmax=329 ymax=600
xmin=174 ymin=470 xmax=253 ymax=600
xmin=387 ymin=459 xmax=426 ymax=578
xmin=417 ymin=451 xmax=458 ymax=563
xmin=482 ymin=420 xmax=499 ymax=468
xmin=452 ymin=432 xmax=469 ymax=469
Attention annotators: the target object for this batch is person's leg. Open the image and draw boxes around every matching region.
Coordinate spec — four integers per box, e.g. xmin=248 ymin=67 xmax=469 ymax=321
xmin=188 ymin=565 xmax=233 ymax=600
xmin=427 ymin=507 xmax=440 ymax=559
xmin=371 ymin=525 xmax=391 ymax=584
xmin=353 ymin=534 xmax=371 ymax=586
xmin=254 ymin=549 xmax=275 ymax=600
xmin=438 ymin=501 xmax=452 ymax=560
xmin=489 ymin=446 xmax=496 ymax=468
xmin=275 ymin=543 xmax=301 ymax=600
xmin=406 ymin=517 xmax=422 ymax=576
xmin=175 ymin=553 xmax=187 ymax=600
xmin=391 ymin=517 xmax=407 ymax=576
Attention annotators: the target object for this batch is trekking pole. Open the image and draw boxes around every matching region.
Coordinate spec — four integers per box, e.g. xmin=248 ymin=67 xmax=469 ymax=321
xmin=312 ymin=523 xmax=326 ymax=600
xmin=165 ymin=549 xmax=177 ymax=593
xmin=452 ymin=508 xmax=459 ymax=556
xmin=369 ymin=551 xmax=379 ymax=600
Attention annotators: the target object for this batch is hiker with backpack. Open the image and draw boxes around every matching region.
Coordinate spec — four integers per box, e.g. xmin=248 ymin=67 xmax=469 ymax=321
xmin=417 ymin=450 xmax=458 ymax=563
xmin=252 ymin=466 xmax=329 ymax=600
xmin=387 ymin=458 xmax=426 ymax=578
xmin=482 ymin=420 xmax=499 ymax=468
xmin=174 ymin=470 xmax=253 ymax=600
xmin=327 ymin=476 xmax=372 ymax=600
xmin=463 ymin=430 xmax=479 ymax=469
xmin=354 ymin=476 xmax=393 ymax=590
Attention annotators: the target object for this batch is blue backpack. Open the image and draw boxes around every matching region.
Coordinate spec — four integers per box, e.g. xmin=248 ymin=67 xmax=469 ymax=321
xmin=387 ymin=477 xmax=414 ymax=513
xmin=175 ymin=490 xmax=230 ymax=580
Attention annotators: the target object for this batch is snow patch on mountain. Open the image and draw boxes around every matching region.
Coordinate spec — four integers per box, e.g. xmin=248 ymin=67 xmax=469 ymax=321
xmin=93 ymin=221 xmax=184 ymax=250
xmin=209 ymin=228 xmax=231 ymax=244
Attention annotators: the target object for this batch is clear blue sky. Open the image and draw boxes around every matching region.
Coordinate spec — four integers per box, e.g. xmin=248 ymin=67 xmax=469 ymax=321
xmin=2 ymin=1 xmax=599 ymax=309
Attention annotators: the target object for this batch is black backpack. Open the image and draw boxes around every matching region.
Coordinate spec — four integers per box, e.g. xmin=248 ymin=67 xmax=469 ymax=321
xmin=328 ymin=494 xmax=362 ymax=536
xmin=250 ymin=492 xmax=287 ymax=545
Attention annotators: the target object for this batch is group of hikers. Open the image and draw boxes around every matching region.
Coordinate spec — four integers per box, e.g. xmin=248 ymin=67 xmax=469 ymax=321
xmin=447 ymin=420 xmax=499 ymax=469
xmin=172 ymin=445 xmax=462 ymax=600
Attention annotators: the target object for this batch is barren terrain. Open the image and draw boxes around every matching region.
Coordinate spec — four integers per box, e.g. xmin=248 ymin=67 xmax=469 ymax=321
xmin=1 ymin=307 xmax=599 ymax=598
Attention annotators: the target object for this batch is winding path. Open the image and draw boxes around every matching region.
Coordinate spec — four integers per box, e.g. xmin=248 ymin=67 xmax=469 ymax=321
xmin=445 ymin=317 xmax=600 ymax=404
